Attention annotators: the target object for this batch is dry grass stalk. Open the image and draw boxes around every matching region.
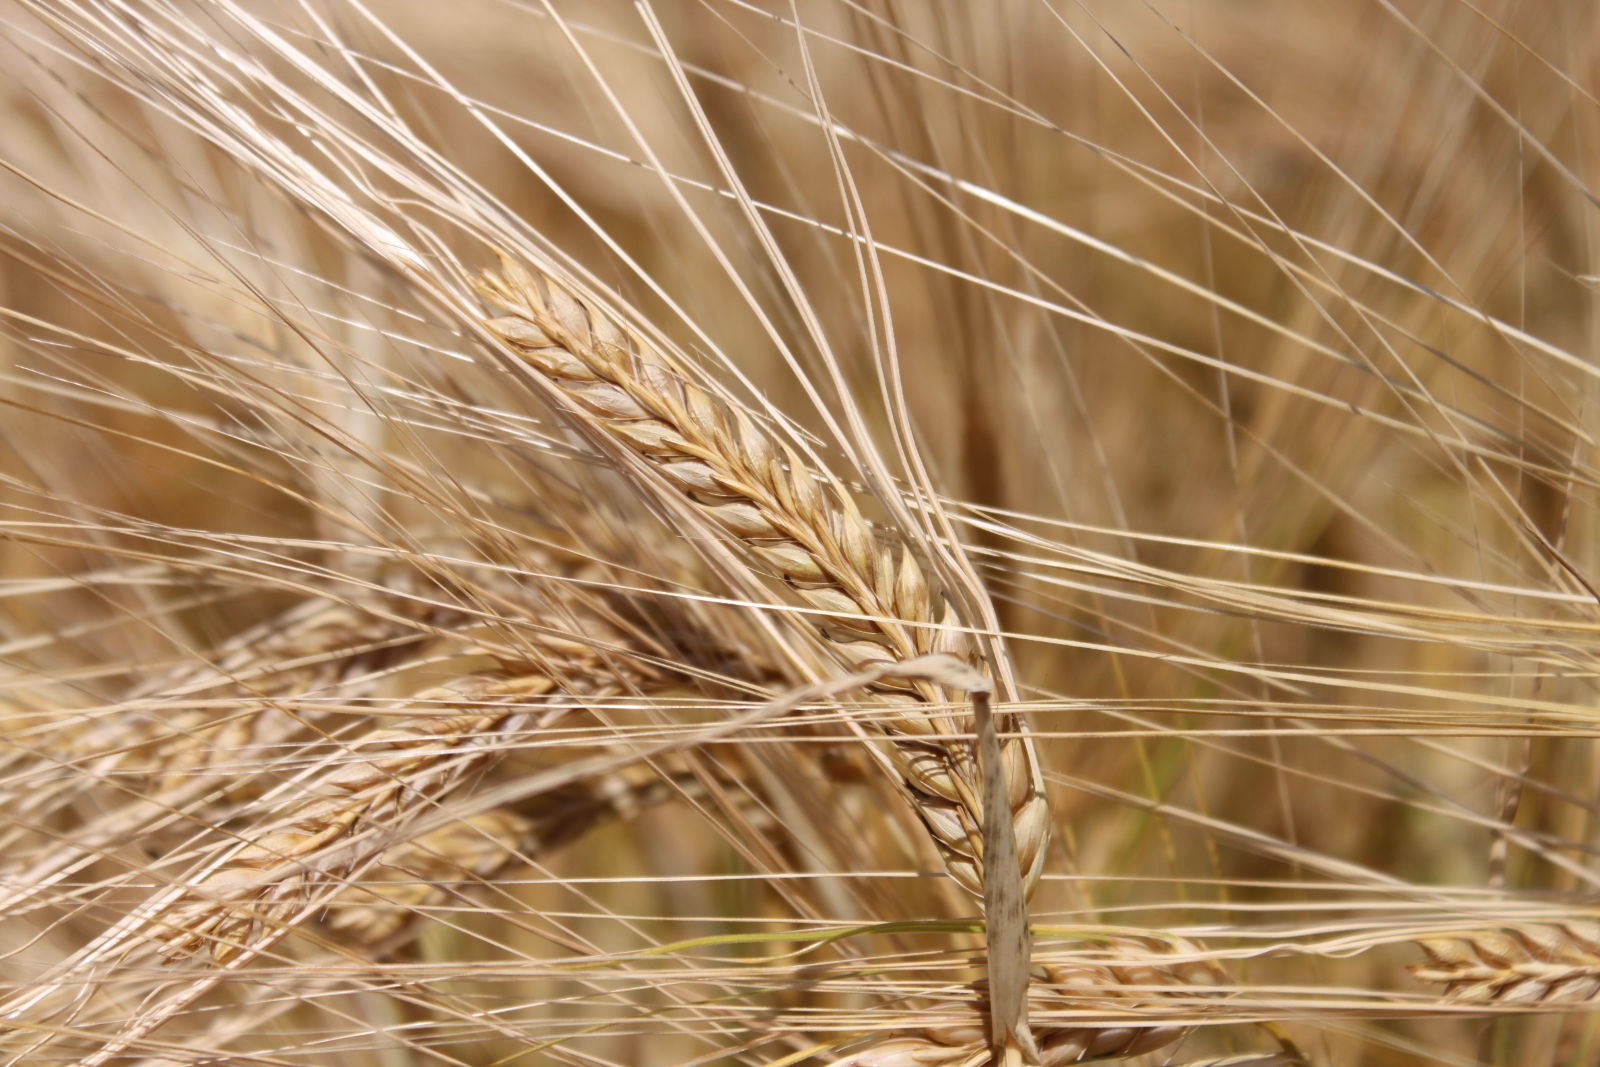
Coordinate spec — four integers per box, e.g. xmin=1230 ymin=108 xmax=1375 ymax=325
xmin=1160 ymin=1057 xmax=1307 ymax=1067
xmin=476 ymin=260 xmax=1050 ymax=905
xmin=1411 ymin=923 xmax=1600 ymax=1003
xmin=838 ymin=936 xmax=1226 ymax=1065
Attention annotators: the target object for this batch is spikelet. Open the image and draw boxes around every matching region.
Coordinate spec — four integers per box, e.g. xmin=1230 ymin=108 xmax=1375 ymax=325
xmin=1411 ymin=924 xmax=1600 ymax=1003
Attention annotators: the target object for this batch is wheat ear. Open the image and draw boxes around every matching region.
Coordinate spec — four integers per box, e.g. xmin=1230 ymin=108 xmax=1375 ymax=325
xmin=476 ymin=259 xmax=1049 ymax=904
xmin=1411 ymin=923 xmax=1600 ymax=1003
xmin=151 ymin=679 xmax=540 ymax=964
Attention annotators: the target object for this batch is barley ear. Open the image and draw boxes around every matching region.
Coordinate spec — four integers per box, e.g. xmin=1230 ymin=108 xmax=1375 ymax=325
xmin=1411 ymin=923 xmax=1600 ymax=1003
xmin=475 ymin=258 xmax=1051 ymax=905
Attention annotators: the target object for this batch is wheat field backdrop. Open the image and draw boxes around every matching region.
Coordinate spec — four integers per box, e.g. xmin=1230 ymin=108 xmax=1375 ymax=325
xmin=1 ymin=1 xmax=1598 ymax=1064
